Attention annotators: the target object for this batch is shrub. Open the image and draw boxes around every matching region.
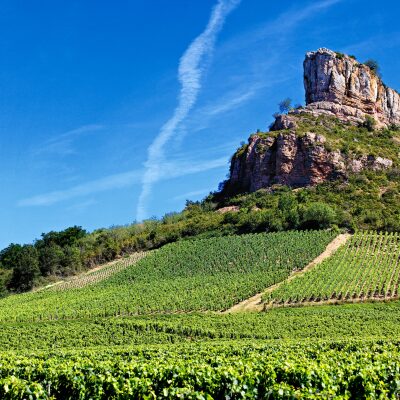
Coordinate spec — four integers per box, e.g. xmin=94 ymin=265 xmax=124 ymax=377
xmin=361 ymin=115 xmax=376 ymax=132
xmin=301 ymin=202 xmax=337 ymax=229
xmin=364 ymin=59 xmax=381 ymax=78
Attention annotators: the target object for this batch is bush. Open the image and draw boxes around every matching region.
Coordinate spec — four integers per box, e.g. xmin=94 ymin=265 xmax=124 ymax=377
xmin=38 ymin=244 xmax=64 ymax=276
xmin=0 ymin=244 xmax=24 ymax=270
xmin=361 ymin=115 xmax=376 ymax=132
xmin=301 ymin=202 xmax=337 ymax=229
xmin=364 ymin=59 xmax=381 ymax=78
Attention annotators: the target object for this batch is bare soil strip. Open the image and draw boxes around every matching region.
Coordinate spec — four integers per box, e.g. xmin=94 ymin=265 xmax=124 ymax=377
xmin=225 ymin=233 xmax=351 ymax=313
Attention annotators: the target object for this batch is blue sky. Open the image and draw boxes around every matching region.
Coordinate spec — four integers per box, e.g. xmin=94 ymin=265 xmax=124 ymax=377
xmin=1 ymin=0 xmax=400 ymax=248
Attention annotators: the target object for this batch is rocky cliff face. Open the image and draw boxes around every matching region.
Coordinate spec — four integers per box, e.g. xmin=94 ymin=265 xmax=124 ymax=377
xmin=227 ymin=132 xmax=392 ymax=193
xmin=303 ymin=48 xmax=400 ymax=127
xmin=223 ymin=48 xmax=398 ymax=195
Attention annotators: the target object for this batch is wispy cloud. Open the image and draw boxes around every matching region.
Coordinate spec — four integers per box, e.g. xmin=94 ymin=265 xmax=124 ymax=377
xmin=33 ymin=124 xmax=104 ymax=156
xmin=184 ymin=77 xmax=291 ymax=136
xmin=200 ymin=86 xmax=259 ymax=118
xmin=136 ymin=0 xmax=342 ymax=221
xmin=171 ymin=189 xmax=211 ymax=202
xmin=136 ymin=0 xmax=241 ymax=222
xmin=18 ymin=157 xmax=227 ymax=207
xmin=18 ymin=169 xmax=142 ymax=206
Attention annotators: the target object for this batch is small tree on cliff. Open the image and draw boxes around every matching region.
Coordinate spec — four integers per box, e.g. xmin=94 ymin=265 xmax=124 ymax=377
xmin=278 ymin=98 xmax=293 ymax=114
xmin=364 ymin=59 xmax=381 ymax=78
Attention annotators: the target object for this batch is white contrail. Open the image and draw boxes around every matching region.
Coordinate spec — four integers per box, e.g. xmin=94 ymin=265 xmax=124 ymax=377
xmin=136 ymin=0 xmax=240 ymax=221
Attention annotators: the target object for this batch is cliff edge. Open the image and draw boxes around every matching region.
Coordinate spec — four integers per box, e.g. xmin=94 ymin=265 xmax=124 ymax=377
xmin=303 ymin=48 xmax=400 ymax=127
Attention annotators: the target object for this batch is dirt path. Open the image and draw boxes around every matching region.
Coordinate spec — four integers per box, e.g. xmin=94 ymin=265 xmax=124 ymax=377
xmin=225 ymin=233 xmax=351 ymax=313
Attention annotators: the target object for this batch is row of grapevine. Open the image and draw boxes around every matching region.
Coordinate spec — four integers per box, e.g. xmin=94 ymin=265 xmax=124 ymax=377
xmin=0 ymin=230 xmax=335 ymax=322
xmin=264 ymin=231 xmax=400 ymax=306
xmin=2 ymin=300 xmax=400 ymax=350
xmin=46 ymin=252 xmax=147 ymax=291
xmin=0 ymin=340 xmax=399 ymax=398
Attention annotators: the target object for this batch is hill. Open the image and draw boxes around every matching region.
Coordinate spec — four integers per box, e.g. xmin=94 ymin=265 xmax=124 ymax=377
xmin=0 ymin=231 xmax=334 ymax=322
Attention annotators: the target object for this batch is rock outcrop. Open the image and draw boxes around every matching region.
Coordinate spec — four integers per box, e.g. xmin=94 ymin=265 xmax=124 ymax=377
xmin=227 ymin=132 xmax=392 ymax=193
xmin=302 ymin=48 xmax=400 ymax=127
xmin=222 ymin=48 xmax=398 ymax=194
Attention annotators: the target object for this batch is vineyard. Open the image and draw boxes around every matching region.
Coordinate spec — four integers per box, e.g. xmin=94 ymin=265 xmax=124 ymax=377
xmin=0 ymin=340 xmax=400 ymax=398
xmin=264 ymin=231 xmax=400 ymax=307
xmin=1 ymin=229 xmax=400 ymax=398
xmin=44 ymin=252 xmax=147 ymax=292
xmin=1 ymin=301 xmax=400 ymax=351
xmin=0 ymin=230 xmax=335 ymax=322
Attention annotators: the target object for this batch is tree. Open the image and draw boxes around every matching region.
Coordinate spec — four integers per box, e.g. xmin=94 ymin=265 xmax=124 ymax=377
xmin=39 ymin=226 xmax=87 ymax=248
xmin=0 ymin=243 xmax=23 ymax=269
xmin=364 ymin=59 xmax=381 ymax=78
xmin=61 ymin=246 xmax=83 ymax=275
xmin=8 ymin=245 xmax=40 ymax=292
xmin=38 ymin=243 xmax=64 ymax=276
xmin=278 ymin=98 xmax=293 ymax=114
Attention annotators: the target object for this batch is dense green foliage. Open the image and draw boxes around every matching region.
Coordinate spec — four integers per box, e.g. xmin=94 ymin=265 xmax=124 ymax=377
xmin=216 ymin=169 xmax=400 ymax=233
xmin=0 ymin=226 xmax=89 ymax=293
xmin=0 ymin=227 xmax=399 ymax=398
xmin=1 ymin=299 xmax=400 ymax=397
xmin=0 ymin=231 xmax=334 ymax=322
xmin=1 ymin=340 xmax=400 ymax=398
xmin=265 ymin=232 xmax=400 ymax=306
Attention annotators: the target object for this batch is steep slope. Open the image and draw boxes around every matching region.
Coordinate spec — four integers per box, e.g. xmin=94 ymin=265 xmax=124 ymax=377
xmin=41 ymin=252 xmax=146 ymax=292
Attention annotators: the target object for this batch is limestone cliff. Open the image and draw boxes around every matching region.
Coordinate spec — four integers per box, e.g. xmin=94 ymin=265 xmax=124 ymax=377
xmin=227 ymin=131 xmax=392 ymax=193
xmin=222 ymin=48 xmax=399 ymax=195
xmin=303 ymin=48 xmax=400 ymax=127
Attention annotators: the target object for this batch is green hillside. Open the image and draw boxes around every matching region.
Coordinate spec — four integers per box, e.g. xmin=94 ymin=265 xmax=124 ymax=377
xmin=44 ymin=252 xmax=146 ymax=292
xmin=0 ymin=230 xmax=334 ymax=322
xmin=265 ymin=231 xmax=400 ymax=306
